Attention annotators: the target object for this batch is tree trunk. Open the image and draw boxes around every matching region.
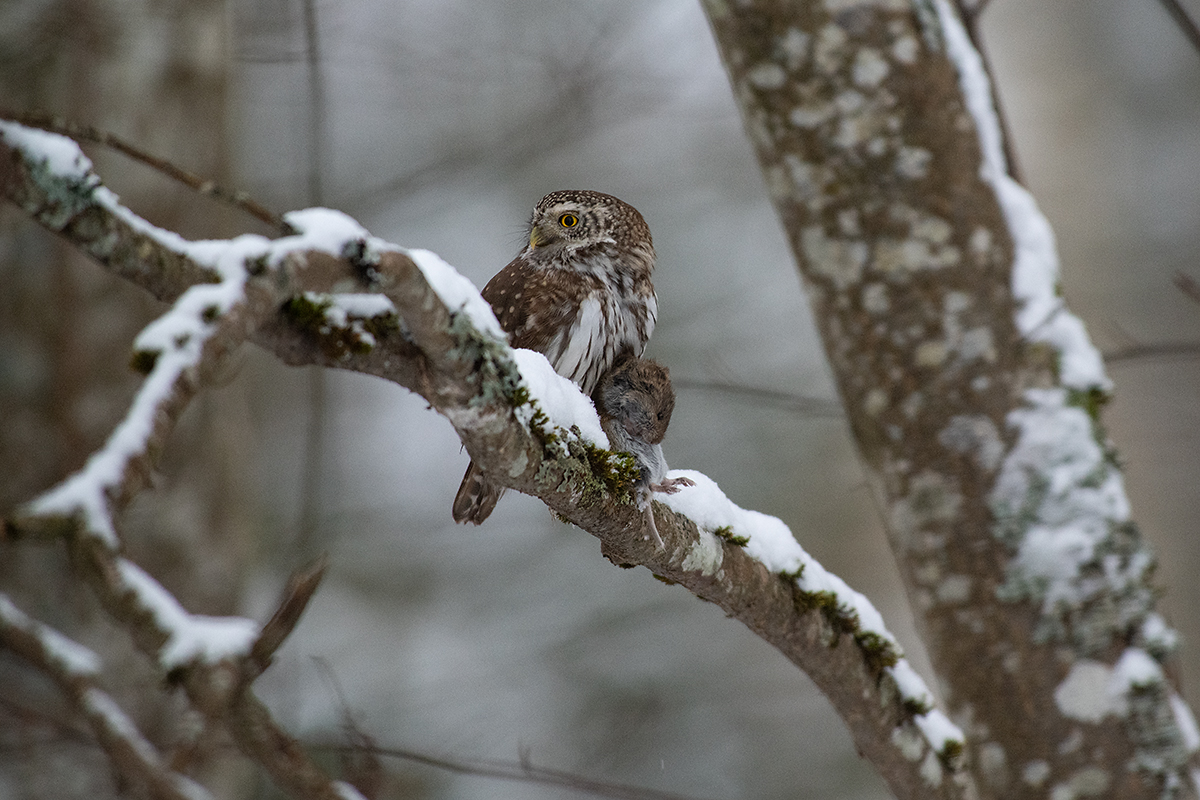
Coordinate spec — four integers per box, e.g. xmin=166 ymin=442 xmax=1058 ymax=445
xmin=700 ymin=0 xmax=1200 ymax=796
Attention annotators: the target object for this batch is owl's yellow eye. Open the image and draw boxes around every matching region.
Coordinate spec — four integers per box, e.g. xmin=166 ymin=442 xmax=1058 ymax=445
xmin=559 ymin=213 xmax=579 ymax=228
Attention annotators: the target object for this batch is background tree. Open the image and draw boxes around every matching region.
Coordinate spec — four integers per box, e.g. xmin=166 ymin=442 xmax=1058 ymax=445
xmin=3 ymin=0 xmax=1200 ymax=798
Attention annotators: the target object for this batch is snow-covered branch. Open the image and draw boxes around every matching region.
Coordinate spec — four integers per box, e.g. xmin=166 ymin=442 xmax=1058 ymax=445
xmin=0 ymin=594 xmax=209 ymax=800
xmin=2 ymin=120 xmax=967 ymax=797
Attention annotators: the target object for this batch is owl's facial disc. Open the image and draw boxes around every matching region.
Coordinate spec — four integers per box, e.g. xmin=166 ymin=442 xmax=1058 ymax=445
xmin=529 ymin=206 xmax=583 ymax=249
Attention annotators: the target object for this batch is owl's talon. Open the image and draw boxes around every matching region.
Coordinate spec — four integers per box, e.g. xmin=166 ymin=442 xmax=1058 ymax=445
xmin=652 ymin=476 xmax=695 ymax=495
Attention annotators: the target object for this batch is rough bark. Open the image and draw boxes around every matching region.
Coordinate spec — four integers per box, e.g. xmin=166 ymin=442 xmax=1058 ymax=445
xmin=700 ymin=0 xmax=1198 ymax=797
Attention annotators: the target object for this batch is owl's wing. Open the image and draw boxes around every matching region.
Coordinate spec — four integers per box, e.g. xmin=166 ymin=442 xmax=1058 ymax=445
xmin=481 ymin=259 xmax=532 ymax=338
xmin=481 ymin=260 xmax=578 ymax=354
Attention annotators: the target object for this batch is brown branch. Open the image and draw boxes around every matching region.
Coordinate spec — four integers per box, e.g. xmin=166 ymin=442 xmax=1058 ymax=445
xmin=0 ymin=594 xmax=205 ymax=800
xmin=1 ymin=109 xmax=285 ymax=232
xmin=673 ymin=378 xmax=844 ymax=416
xmin=249 ymin=556 xmax=329 ymax=677
xmin=1155 ymin=0 xmax=1200 ymax=59
xmin=2 ymin=122 xmax=963 ymax=798
xmin=1104 ymin=340 xmax=1200 ymax=364
xmin=316 ymin=741 xmax=722 ymax=800
xmin=1174 ymin=271 xmax=1200 ymax=307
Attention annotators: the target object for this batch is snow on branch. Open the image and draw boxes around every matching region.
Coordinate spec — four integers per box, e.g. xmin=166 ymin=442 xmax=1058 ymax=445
xmin=932 ymin=2 xmax=1196 ymax=786
xmin=1 ymin=118 xmax=966 ymax=798
xmin=0 ymin=594 xmax=210 ymax=800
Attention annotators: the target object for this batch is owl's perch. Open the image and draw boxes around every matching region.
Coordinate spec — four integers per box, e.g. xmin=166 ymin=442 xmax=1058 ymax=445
xmin=2 ymin=120 xmax=966 ymax=800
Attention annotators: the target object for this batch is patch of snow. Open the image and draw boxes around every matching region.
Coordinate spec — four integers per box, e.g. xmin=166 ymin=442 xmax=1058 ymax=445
xmin=1110 ymin=647 xmax=1163 ymax=691
xmin=934 ymin=0 xmax=1109 ymax=390
xmin=281 ymin=207 xmax=370 ymax=252
xmin=82 ymin=687 xmax=163 ymax=765
xmin=1170 ymin=693 xmax=1200 ymax=753
xmin=0 ymin=121 xmax=95 ymax=181
xmin=1141 ymin=612 xmax=1179 ymax=653
xmin=29 ymin=234 xmax=255 ymax=547
xmin=323 ymin=293 xmax=396 ymax=321
xmin=1055 ymin=650 xmax=1164 ymax=724
xmin=405 ymin=248 xmax=505 ymax=340
xmin=0 ymin=593 xmax=101 ymax=676
xmin=116 ymin=559 xmax=258 ymax=670
xmin=333 ymin=782 xmax=370 ymax=800
xmin=991 ymin=387 xmax=1136 ymax=616
xmin=510 ymin=349 xmax=608 ymax=448
xmin=659 ymin=471 xmax=964 ymax=754
xmin=1055 ymin=659 xmax=1114 ymax=723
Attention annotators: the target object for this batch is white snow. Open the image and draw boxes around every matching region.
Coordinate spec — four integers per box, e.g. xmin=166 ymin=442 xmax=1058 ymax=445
xmin=281 ymin=207 xmax=370 ymax=253
xmin=333 ymin=781 xmax=370 ymax=800
xmin=890 ymin=659 xmax=933 ymax=706
xmin=0 ymin=593 xmax=101 ymax=676
xmin=0 ymin=120 xmax=95 ymax=182
xmin=991 ymin=388 xmax=1135 ymax=612
xmin=116 ymin=559 xmax=259 ymax=670
xmin=82 ymin=687 xmax=162 ymax=764
xmin=1055 ymin=650 xmax=1164 ymax=723
xmin=1171 ymin=693 xmax=1200 ymax=753
xmin=658 ymin=470 xmax=964 ymax=755
xmin=511 ymin=349 xmax=608 ymax=448
xmin=1141 ymin=612 xmax=1179 ymax=653
xmin=320 ymin=293 xmax=396 ymax=323
xmin=28 ymin=232 xmax=256 ymax=547
xmin=1055 ymin=659 xmax=1114 ymax=723
xmin=933 ymin=0 xmax=1109 ymax=391
xmin=1110 ymin=647 xmax=1163 ymax=691
xmin=405 ymin=248 xmax=505 ymax=340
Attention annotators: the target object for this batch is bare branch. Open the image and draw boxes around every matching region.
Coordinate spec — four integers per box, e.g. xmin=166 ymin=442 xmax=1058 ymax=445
xmin=2 ymin=119 xmax=964 ymax=798
xmin=2 ymin=109 xmax=286 ymax=232
xmin=1155 ymin=0 xmax=1200 ymax=59
xmin=673 ymin=378 xmax=843 ymax=416
xmin=1105 ymin=340 xmax=1200 ymax=364
xmin=0 ymin=594 xmax=209 ymax=800
xmin=316 ymin=741 xmax=721 ymax=800
xmin=1174 ymin=271 xmax=1200 ymax=307
xmin=249 ymin=556 xmax=329 ymax=676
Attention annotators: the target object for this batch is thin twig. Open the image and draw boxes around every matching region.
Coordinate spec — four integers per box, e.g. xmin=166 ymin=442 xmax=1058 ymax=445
xmin=311 ymin=658 xmax=384 ymax=800
xmin=673 ymin=378 xmax=844 ymax=417
xmin=0 ymin=594 xmax=207 ymax=800
xmin=1104 ymin=340 xmax=1200 ymax=365
xmin=0 ymin=109 xmax=286 ymax=232
xmin=249 ymin=556 xmax=329 ymax=676
xmin=316 ymin=742 xmax=721 ymax=800
xmin=1155 ymin=0 xmax=1200 ymax=58
xmin=1174 ymin=272 xmax=1200 ymax=307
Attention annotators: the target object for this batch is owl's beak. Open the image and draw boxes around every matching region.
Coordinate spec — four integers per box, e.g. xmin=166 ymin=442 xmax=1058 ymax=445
xmin=529 ymin=227 xmax=548 ymax=248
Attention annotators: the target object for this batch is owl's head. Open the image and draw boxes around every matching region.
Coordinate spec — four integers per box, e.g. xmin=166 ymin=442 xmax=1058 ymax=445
xmin=526 ymin=189 xmax=653 ymax=261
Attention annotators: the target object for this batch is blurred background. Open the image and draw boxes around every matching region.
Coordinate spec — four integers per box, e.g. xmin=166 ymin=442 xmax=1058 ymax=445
xmin=1 ymin=0 xmax=1198 ymax=797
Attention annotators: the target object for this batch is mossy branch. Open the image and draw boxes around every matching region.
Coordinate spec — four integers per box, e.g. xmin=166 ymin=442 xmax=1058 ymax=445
xmin=2 ymin=121 xmax=965 ymax=799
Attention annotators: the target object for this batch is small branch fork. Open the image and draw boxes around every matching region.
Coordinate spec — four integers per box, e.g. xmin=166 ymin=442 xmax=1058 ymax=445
xmin=1 ymin=120 xmax=965 ymax=799
xmin=1 ymin=108 xmax=286 ymax=232
xmin=0 ymin=594 xmax=207 ymax=800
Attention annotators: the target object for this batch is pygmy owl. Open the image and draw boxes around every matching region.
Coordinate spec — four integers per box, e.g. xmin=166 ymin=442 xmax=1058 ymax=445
xmin=452 ymin=190 xmax=658 ymax=524
xmin=594 ymin=356 xmax=694 ymax=548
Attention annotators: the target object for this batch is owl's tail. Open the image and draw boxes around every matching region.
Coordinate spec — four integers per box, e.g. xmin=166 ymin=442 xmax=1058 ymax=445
xmin=452 ymin=460 xmax=503 ymax=524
